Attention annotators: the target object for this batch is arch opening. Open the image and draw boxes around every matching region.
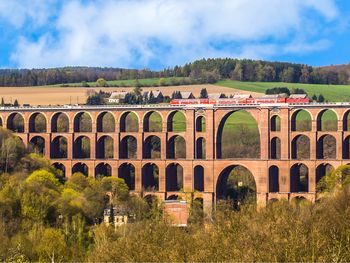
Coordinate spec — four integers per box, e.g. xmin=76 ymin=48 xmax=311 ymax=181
xmin=29 ymin=136 xmax=45 ymax=155
xmin=270 ymin=137 xmax=281 ymax=159
xmin=95 ymin=163 xmax=112 ymax=178
xmin=118 ymin=163 xmax=135 ymax=190
xmin=270 ymin=115 xmax=281 ymax=131
xmin=167 ymin=111 xmax=186 ymax=132
xmin=195 ymin=137 xmax=206 ymax=159
xmin=120 ymin=112 xmax=138 ymax=132
xmin=166 ymin=163 xmax=183 ymax=191
xmin=51 ymin=112 xmax=69 ymax=133
xmin=29 ymin=113 xmax=47 ymax=133
xmin=97 ymin=112 xmax=115 ymax=132
xmin=73 ymin=136 xmax=91 ymax=159
xmin=291 ymin=110 xmax=312 ymax=132
xmin=52 ymin=162 xmax=66 ymax=178
xmin=343 ymin=111 xmax=350 ymax=131
xmin=72 ymin=162 xmax=89 ymax=176
xmin=292 ymin=135 xmax=310 ymax=159
xmin=290 ymin=163 xmax=309 ymax=192
xmin=142 ymin=163 xmax=159 ymax=191
xmin=143 ymin=111 xmax=162 ymax=132
xmin=7 ymin=113 xmax=24 ymax=133
xmin=269 ymin=166 xmax=279 ymax=192
xmin=317 ymin=134 xmax=336 ymax=159
xmin=167 ymin=135 xmax=186 ymax=159
xmin=343 ymin=136 xmax=350 ymax=159
xmin=96 ymin=136 xmax=114 ymax=159
xmin=120 ymin=136 xmax=137 ymax=159
xmin=194 ymin=165 xmax=204 ymax=192
xmin=51 ymin=136 xmax=67 ymax=158
xmin=316 ymin=163 xmax=334 ymax=191
xmin=143 ymin=135 xmax=160 ymax=159
xmin=196 ymin=116 xmax=206 ymax=132
xmin=317 ymin=109 xmax=337 ymax=131
xmin=74 ymin=112 xmax=92 ymax=132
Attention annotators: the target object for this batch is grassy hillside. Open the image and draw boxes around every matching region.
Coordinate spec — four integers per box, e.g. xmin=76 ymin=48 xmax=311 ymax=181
xmin=216 ymin=80 xmax=350 ymax=102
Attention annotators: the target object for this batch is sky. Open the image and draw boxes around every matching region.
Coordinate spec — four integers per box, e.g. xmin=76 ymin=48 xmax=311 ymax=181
xmin=0 ymin=0 xmax=350 ymax=70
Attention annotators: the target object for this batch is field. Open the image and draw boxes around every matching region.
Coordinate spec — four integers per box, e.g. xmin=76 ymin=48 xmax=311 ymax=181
xmin=0 ymin=84 xmax=262 ymax=105
xmin=216 ymin=80 xmax=350 ymax=102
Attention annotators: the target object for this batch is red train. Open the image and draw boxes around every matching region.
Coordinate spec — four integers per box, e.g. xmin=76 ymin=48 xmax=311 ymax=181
xmin=170 ymin=96 xmax=310 ymax=105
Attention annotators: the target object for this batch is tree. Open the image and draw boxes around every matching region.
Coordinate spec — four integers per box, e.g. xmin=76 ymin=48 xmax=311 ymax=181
xmin=13 ymin=99 xmax=19 ymax=107
xmin=299 ymin=65 xmax=311 ymax=83
xmin=318 ymin=94 xmax=325 ymax=102
xmin=199 ymin=88 xmax=208 ymax=98
xmin=281 ymin=67 xmax=295 ymax=83
xmin=230 ymin=63 xmax=243 ymax=81
xmin=1 ymin=97 xmax=4 ymax=106
xmin=36 ymin=228 xmax=68 ymax=262
xmin=96 ymin=78 xmax=108 ymax=87
xmin=312 ymin=94 xmax=317 ymax=101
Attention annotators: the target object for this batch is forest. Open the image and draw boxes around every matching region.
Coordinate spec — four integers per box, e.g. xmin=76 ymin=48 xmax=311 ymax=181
xmin=1 ymin=58 xmax=349 ymax=86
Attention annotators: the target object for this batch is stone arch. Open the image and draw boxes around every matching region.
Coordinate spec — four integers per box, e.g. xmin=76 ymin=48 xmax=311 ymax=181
xmin=50 ymin=136 xmax=68 ymax=158
xmin=119 ymin=135 xmax=137 ymax=159
xmin=167 ymin=111 xmax=186 ymax=132
xmin=95 ymin=162 xmax=112 ymax=178
xmin=343 ymin=136 xmax=350 ymax=159
xmin=216 ymin=110 xmax=260 ymax=159
xmin=74 ymin=112 xmax=92 ymax=132
xmin=195 ymin=137 xmax=206 ymax=159
xmin=143 ymin=111 xmax=162 ymax=132
xmin=316 ymin=163 xmax=334 ymax=187
xmin=317 ymin=134 xmax=336 ymax=159
xmin=270 ymin=115 xmax=281 ymax=131
xmin=194 ymin=165 xmax=204 ymax=192
xmin=343 ymin=110 xmax=350 ymax=131
xmin=316 ymin=109 xmax=338 ymax=131
xmin=73 ymin=136 xmax=90 ymax=158
xmin=167 ymin=135 xmax=186 ymax=159
xmin=143 ymin=135 xmax=161 ymax=159
xmin=269 ymin=165 xmax=279 ymax=192
xmin=142 ymin=163 xmax=159 ymax=191
xmin=29 ymin=112 xmax=47 ymax=133
xmin=291 ymin=135 xmax=310 ymax=159
xmin=291 ymin=109 xmax=312 ymax=131
xmin=51 ymin=112 xmax=69 ymax=133
xmin=72 ymin=162 xmax=89 ymax=176
xmin=290 ymin=163 xmax=309 ymax=192
xmin=7 ymin=112 xmax=25 ymax=132
xmin=196 ymin=116 xmax=206 ymax=132
xmin=166 ymin=194 xmax=181 ymax=200
xmin=270 ymin=137 xmax=281 ymax=159
xmin=120 ymin=111 xmax=139 ymax=132
xmin=118 ymin=163 xmax=135 ymax=190
xmin=52 ymin=162 xmax=66 ymax=178
xmin=96 ymin=135 xmax=114 ymax=159
xmin=96 ymin=111 xmax=115 ymax=132
xmin=29 ymin=136 xmax=45 ymax=155
xmin=216 ymin=165 xmax=256 ymax=204
xmin=166 ymin=163 xmax=183 ymax=191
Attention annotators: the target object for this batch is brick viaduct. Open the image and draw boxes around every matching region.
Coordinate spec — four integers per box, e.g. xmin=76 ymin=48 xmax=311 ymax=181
xmin=1 ymin=103 xmax=350 ymax=212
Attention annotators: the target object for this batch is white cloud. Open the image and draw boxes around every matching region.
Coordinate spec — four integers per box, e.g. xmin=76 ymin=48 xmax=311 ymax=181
xmin=8 ymin=0 xmax=340 ymax=68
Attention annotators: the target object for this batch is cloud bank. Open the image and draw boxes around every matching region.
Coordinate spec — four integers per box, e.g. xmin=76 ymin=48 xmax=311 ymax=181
xmin=1 ymin=0 xmax=340 ymax=68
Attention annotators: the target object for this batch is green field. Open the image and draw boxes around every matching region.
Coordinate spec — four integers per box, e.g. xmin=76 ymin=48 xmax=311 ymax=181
xmin=216 ymin=80 xmax=350 ymax=102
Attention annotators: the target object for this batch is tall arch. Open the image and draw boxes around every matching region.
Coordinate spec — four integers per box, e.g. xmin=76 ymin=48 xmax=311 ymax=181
xmin=343 ymin=136 xmax=350 ymax=159
xmin=96 ymin=136 xmax=114 ymax=159
xmin=118 ymin=163 xmax=135 ymax=190
xmin=217 ymin=110 xmax=260 ymax=159
xmin=143 ymin=135 xmax=161 ymax=159
xmin=269 ymin=166 xmax=279 ymax=192
xmin=72 ymin=162 xmax=89 ymax=176
xmin=196 ymin=116 xmax=206 ymax=132
xmin=119 ymin=136 xmax=137 ymax=159
xmin=74 ymin=112 xmax=92 ymax=132
xmin=50 ymin=136 xmax=68 ymax=158
xmin=52 ymin=162 xmax=66 ymax=178
xmin=343 ymin=110 xmax=350 ymax=131
xmin=166 ymin=163 xmax=183 ymax=191
xmin=167 ymin=111 xmax=186 ymax=132
xmin=317 ymin=109 xmax=337 ymax=131
xmin=195 ymin=137 xmax=206 ymax=159
xmin=316 ymin=163 xmax=334 ymax=187
xmin=142 ymin=163 xmax=159 ymax=191
xmin=73 ymin=136 xmax=91 ymax=159
xmin=120 ymin=112 xmax=139 ymax=132
xmin=270 ymin=137 xmax=281 ymax=159
xmin=7 ymin=112 xmax=24 ymax=132
xmin=194 ymin=165 xmax=204 ymax=192
xmin=97 ymin=112 xmax=115 ymax=132
xmin=143 ymin=111 xmax=162 ymax=132
xmin=167 ymin=135 xmax=186 ymax=159
xmin=317 ymin=134 xmax=336 ymax=159
xmin=270 ymin=115 xmax=281 ymax=131
xmin=290 ymin=163 xmax=309 ymax=192
xmin=29 ymin=136 xmax=45 ymax=155
xmin=291 ymin=110 xmax=312 ymax=132
xmin=51 ymin=112 xmax=69 ymax=133
xmin=29 ymin=112 xmax=47 ymax=133
xmin=95 ymin=163 xmax=112 ymax=178
xmin=291 ymin=135 xmax=310 ymax=159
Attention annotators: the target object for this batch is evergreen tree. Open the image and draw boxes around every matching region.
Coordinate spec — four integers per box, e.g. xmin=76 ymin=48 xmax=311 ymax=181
xmin=199 ymin=88 xmax=208 ymax=98
xmin=312 ymin=94 xmax=317 ymax=101
xmin=1 ymin=97 xmax=4 ymax=106
xmin=318 ymin=94 xmax=325 ymax=102
xmin=13 ymin=99 xmax=19 ymax=106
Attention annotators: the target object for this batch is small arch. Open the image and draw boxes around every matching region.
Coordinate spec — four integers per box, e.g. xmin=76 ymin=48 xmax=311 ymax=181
xmin=52 ymin=162 xmax=66 ymax=178
xmin=95 ymin=163 xmax=112 ymax=178
xmin=269 ymin=166 xmax=279 ymax=192
xmin=290 ymin=163 xmax=309 ymax=192
xmin=97 ymin=112 xmax=115 ymax=132
xmin=119 ymin=136 xmax=137 ymax=159
xmin=51 ymin=112 xmax=69 ymax=133
xmin=29 ymin=112 xmax=47 ymax=133
xmin=74 ymin=112 xmax=92 ymax=132
xmin=167 ymin=111 xmax=186 ymax=132
xmin=196 ymin=116 xmax=206 ymax=132
xmin=195 ymin=137 xmax=206 ymax=159
xmin=270 ymin=115 xmax=281 ymax=131
xmin=96 ymin=135 xmax=114 ymax=159
xmin=317 ymin=109 xmax=338 ymax=131
xmin=142 ymin=163 xmax=159 ymax=191
xmin=118 ymin=163 xmax=135 ymax=190
xmin=50 ymin=136 xmax=68 ymax=158
xmin=270 ymin=137 xmax=281 ymax=159
xmin=143 ymin=135 xmax=161 ymax=159
xmin=120 ymin=112 xmax=139 ymax=132
xmin=29 ymin=136 xmax=45 ymax=155
xmin=291 ymin=135 xmax=310 ymax=159
xmin=291 ymin=110 xmax=312 ymax=132
xmin=73 ymin=136 xmax=91 ymax=159
xmin=317 ymin=134 xmax=336 ymax=159
xmin=143 ymin=111 xmax=162 ymax=132
xmin=167 ymin=135 xmax=186 ymax=159
xmin=166 ymin=163 xmax=183 ymax=191
xmin=72 ymin=162 xmax=89 ymax=176
xmin=194 ymin=165 xmax=204 ymax=192
xmin=7 ymin=112 xmax=25 ymax=133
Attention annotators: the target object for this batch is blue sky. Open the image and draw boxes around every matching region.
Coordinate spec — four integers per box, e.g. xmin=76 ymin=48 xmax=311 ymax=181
xmin=0 ymin=0 xmax=350 ymax=70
